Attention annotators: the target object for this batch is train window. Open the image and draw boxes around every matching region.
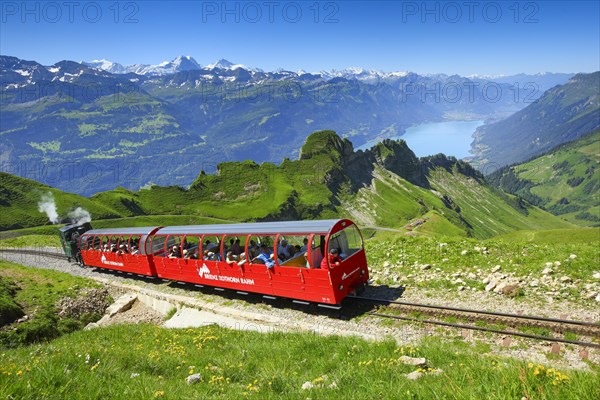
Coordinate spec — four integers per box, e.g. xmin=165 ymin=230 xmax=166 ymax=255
xmin=183 ymin=235 xmax=200 ymax=259
xmin=201 ymin=235 xmax=221 ymax=260
xmin=248 ymin=235 xmax=276 ymax=264
xmin=328 ymin=225 xmax=363 ymax=260
xmin=309 ymin=235 xmax=326 ymax=269
xmin=116 ymin=236 xmax=129 ymax=254
xmin=165 ymin=236 xmax=184 ymax=258
xmin=100 ymin=236 xmax=110 ymax=251
xmin=277 ymin=235 xmax=308 ymax=267
xmin=81 ymin=235 xmax=91 ymax=250
xmin=222 ymin=235 xmax=243 ymax=263
xmin=92 ymin=236 xmax=101 ymax=250
xmin=129 ymin=236 xmax=141 ymax=254
xmin=150 ymin=235 xmax=167 ymax=256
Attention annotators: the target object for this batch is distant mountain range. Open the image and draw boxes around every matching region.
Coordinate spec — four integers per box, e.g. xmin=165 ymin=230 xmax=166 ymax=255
xmin=0 ymin=54 xmax=576 ymax=195
xmin=470 ymin=72 xmax=600 ymax=172
xmin=81 ymin=55 xmax=573 ymax=91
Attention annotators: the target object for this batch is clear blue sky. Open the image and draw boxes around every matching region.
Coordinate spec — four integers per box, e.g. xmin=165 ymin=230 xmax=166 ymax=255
xmin=1 ymin=1 xmax=598 ymax=75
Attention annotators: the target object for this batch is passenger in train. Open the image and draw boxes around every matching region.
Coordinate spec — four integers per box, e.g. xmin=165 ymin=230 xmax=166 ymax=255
xmin=248 ymin=240 xmax=259 ymax=259
xmin=225 ymin=251 xmax=238 ymax=266
xmin=320 ymin=248 xmax=342 ymax=269
xmin=110 ymin=244 xmax=118 ymax=252
xmin=277 ymin=240 xmax=291 ymax=260
xmin=130 ymin=245 xmax=140 ymax=255
xmin=255 ymin=244 xmax=275 ymax=269
xmin=292 ymin=244 xmax=303 ymax=258
xmin=237 ymin=252 xmax=247 ymax=266
xmin=231 ymin=239 xmax=242 ymax=255
xmin=300 ymin=238 xmax=309 ymax=253
xmin=168 ymin=245 xmax=181 ymax=258
xmin=183 ymin=249 xmax=197 ymax=259
xmin=118 ymin=244 xmax=128 ymax=255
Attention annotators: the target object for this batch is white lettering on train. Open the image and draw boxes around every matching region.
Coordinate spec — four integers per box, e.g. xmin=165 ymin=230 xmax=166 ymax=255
xmin=101 ymin=254 xmax=124 ymax=267
xmin=197 ymin=264 xmax=255 ymax=285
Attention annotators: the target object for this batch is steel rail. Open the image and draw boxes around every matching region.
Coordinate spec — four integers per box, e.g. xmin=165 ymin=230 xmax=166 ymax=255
xmin=370 ymin=312 xmax=600 ymax=349
xmin=348 ymin=295 xmax=599 ymax=328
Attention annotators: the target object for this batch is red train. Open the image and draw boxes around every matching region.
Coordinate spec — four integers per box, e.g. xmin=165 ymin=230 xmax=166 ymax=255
xmin=75 ymin=219 xmax=370 ymax=306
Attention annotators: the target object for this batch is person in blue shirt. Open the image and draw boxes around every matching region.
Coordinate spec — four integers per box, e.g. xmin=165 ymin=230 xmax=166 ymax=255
xmin=255 ymin=244 xmax=276 ymax=269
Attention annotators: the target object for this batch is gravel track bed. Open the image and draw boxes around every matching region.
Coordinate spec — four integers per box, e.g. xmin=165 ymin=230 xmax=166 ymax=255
xmin=2 ymin=248 xmax=598 ymax=370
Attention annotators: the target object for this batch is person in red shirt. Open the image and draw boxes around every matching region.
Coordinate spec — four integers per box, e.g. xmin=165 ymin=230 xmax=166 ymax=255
xmin=320 ymin=248 xmax=342 ymax=269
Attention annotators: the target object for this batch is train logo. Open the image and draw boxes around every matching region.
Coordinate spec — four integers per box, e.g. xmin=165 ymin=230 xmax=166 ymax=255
xmin=197 ymin=263 xmax=210 ymax=278
xmin=100 ymin=254 xmax=124 ymax=267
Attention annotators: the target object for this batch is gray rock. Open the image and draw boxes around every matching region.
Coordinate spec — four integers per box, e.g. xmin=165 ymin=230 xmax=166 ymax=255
xmin=186 ymin=373 xmax=202 ymax=385
xmin=560 ymin=276 xmax=572 ymax=283
xmin=105 ymin=294 xmax=137 ymax=317
xmin=467 ymin=273 xmax=477 ymax=280
xmin=492 ymin=265 xmax=501 ymax=273
xmin=84 ymin=322 xmax=99 ymax=330
xmin=530 ymin=279 xmax=539 ymax=287
xmin=421 ymin=264 xmax=432 ymax=271
xmin=542 ymin=268 xmax=554 ymax=275
xmin=485 ymin=280 xmax=498 ymax=292
xmin=301 ymin=381 xmax=314 ymax=390
xmin=406 ymin=371 xmax=423 ymax=380
xmin=399 ymin=356 xmax=427 ymax=366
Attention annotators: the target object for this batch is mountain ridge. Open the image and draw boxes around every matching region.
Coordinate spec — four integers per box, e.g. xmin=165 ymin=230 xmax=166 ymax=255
xmin=470 ymin=72 xmax=600 ymax=172
xmin=1 ymin=130 xmax=573 ymax=239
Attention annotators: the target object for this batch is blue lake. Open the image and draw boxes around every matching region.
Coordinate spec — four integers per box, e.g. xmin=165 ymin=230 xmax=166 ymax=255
xmin=355 ymin=120 xmax=485 ymax=159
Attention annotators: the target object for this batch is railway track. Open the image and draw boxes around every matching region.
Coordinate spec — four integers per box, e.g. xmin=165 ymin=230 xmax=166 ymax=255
xmin=0 ymin=247 xmax=67 ymax=260
xmin=348 ymin=296 xmax=600 ymax=349
xmin=3 ymin=247 xmax=599 ymax=348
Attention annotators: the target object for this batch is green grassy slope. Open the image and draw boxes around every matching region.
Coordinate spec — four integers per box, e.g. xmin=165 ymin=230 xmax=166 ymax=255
xmin=0 ymin=172 xmax=124 ymax=230
xmin=488 ymin=131 xmax=599 ymax=226
xmin=1 ymin=324 xmax=597 ymax=399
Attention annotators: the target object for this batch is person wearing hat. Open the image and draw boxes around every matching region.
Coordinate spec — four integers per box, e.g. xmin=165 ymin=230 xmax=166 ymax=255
xmin=320 ymin=247 xmax=342 ymax=269
xmin=118 ymin=244 xmax=128 ymax=255
xmin=168 ymin=245 xmax=181 ymax=258
xmin=255 ymin=244 xmax=275 ymax=269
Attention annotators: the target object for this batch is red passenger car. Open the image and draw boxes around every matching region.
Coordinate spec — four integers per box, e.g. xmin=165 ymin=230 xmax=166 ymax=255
xmin=79 ymin=219 xmax=369 ymax=305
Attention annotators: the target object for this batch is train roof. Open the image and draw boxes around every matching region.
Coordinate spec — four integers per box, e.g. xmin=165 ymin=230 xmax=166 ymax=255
xmin=156 ymin=219 xmax=347 ymax=236
xmin=83 ymin=226 xmax=161 ymax=236
xmin=81 ymin=219 xmax=356 ymax=237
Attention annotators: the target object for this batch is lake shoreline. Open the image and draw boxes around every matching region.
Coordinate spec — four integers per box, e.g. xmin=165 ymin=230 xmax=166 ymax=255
xmin=355 ymin=119 xmax=485 ymax=159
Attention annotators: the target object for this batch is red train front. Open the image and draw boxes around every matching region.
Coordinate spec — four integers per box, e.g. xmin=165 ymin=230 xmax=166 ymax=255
xmin=78 ymin=219 xmax=369 ymax=305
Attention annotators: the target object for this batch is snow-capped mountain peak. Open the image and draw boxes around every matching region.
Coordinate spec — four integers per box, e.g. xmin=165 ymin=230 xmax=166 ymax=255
xmin=83 ymin=59 xmax=126 ymax=74
xmin=83 ymin=55 xmax=201 ymax=76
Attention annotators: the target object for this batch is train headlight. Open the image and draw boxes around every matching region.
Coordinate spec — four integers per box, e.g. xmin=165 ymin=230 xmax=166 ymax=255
xmin=360 ymin=269 xmax=365 ymax=276
xmin=338 ymin=284 xmax=343 ymax=291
